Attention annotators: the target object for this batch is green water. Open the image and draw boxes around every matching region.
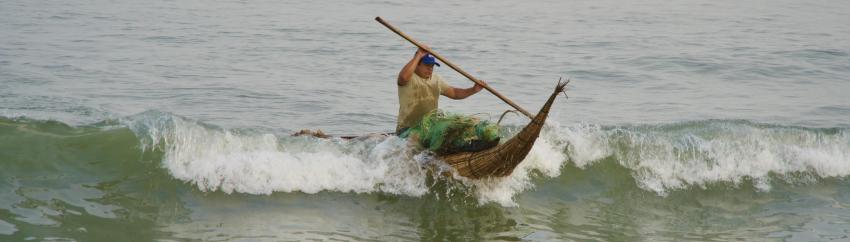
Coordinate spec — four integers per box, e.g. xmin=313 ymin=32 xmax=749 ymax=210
xmin=3 ymin=117 xmax=850 ymax=241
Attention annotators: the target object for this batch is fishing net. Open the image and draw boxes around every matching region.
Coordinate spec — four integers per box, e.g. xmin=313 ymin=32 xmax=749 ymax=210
xmin=400 ymin=110 xmax=501 ymax=155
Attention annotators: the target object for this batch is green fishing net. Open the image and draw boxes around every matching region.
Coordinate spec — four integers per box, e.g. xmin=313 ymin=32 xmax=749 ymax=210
xmin=400 ymin=110 xmax=501 ymax=155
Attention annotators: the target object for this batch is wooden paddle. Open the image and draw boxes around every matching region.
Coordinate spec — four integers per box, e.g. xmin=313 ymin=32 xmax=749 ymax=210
xmin=375 ymin=16 xmax=534 ymax=119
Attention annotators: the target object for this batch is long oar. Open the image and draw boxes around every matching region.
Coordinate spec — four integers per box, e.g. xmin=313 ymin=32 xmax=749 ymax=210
xmin=375 ymin=16 xmax=534 ymax=119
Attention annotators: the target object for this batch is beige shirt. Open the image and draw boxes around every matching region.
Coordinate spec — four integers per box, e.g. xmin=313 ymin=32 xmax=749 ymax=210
xmin=397 ymin=73 xmax=450 ymax=131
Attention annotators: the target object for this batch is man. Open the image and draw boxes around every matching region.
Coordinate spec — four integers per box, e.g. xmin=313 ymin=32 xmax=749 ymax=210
xmin=396 ymin=47 xmax=485 ymax=133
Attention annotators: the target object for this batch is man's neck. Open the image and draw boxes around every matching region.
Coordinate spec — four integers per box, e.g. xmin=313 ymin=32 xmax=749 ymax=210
xmin=415 ymin=72 xmax=431 ymax=79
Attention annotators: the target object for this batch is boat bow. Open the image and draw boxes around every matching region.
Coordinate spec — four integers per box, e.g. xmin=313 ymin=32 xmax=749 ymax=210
xmin=438 ymin=80 xmax=568 ymax=179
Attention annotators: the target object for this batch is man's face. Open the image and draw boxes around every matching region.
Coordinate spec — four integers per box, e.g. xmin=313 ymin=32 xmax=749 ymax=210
xmin=415 ymin=63 xmax=434 ymax=78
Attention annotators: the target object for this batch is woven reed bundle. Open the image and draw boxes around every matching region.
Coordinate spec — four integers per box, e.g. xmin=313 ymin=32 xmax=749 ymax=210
xmin=439 ymin=80 xmax=568 ymax=179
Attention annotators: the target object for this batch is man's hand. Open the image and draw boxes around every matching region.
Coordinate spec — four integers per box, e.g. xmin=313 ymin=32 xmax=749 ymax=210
xmin=400 ymin=45 xmax=430 ymax=86
xmin=416 ymin=45 xmax=430 ymax=57
xmin=474 ymin=80 xmax=487 ymax=93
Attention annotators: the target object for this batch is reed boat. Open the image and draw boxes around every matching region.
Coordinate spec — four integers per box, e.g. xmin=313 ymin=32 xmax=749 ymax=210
xmin=436 ymin=80 xmax=567 ymax=179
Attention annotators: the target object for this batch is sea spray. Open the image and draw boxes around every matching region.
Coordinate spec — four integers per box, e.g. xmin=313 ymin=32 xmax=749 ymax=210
xmin=471 ymin=123 xmax=569 ymax=206
xmin=122 ymin=111 xmax=571 ymax=206
xmin=121 ymin=112 xmax=850 ymax=203
xmin=553 ymin=120 xmax=850 ymax=196
xmin=557 ymin=122 xmax=612 ymax=168
xmin=126 ymin=111 xmax=430 ymax=196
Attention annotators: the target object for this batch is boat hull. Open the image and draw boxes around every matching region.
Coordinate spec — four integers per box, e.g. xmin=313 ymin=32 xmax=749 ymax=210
xmin=438 ymin=80 xmax=567 ymax=179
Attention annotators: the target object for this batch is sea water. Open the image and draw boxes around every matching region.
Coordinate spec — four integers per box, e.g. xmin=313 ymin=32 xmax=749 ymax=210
xmin=2 ymin=0 xmax=850 ymax=241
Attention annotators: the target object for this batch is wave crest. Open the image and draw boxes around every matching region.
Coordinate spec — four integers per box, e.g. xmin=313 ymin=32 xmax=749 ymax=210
xmin=126 ymin=111 xmax=431 ymax=196
xmin=555 ymin=120 xmax=850 ymax=195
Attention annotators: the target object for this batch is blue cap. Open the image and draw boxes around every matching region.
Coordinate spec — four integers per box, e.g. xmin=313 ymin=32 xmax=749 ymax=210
xmin=421 ymin=54 xmax=441 ymax=67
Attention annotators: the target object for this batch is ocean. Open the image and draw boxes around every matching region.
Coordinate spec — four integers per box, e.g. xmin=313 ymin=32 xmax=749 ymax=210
xmin=2 ymin=0 xmax=850 ymax=241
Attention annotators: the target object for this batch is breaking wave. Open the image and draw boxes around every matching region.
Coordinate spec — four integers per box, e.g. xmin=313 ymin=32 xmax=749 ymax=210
xmin=556 ymin=120 xmax=850 ymax=195
xmin=3 ymin=112 xmax=849 ymax=206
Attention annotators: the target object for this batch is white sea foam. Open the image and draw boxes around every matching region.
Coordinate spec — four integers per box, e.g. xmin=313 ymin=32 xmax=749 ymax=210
xmin=127 ymin=112 xmax=850 ymax=202
xmin=470 ymin=124 xmax=568 ymax=206
xmin=128 ymin=113 xmax=429 ymax=196
xmin=125 ymin=112 xmax=572 ymax=206
xmin=552 ymin=121 xmax=850 ymax=195
xmin=556 ymin=122 xmax=611 ymax=168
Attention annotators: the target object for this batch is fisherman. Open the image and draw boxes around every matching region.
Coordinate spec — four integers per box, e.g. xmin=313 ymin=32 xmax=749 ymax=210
xmin=396 ymin=47 xmax=486 ymax=133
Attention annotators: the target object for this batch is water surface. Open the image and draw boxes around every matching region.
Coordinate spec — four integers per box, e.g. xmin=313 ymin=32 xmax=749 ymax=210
xmin=2 ymin=0 xmax=850 ymax=241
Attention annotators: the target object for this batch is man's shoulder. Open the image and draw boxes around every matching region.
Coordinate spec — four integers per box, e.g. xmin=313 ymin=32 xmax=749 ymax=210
xmin=434 ymin=73 xmax=451 ymax=86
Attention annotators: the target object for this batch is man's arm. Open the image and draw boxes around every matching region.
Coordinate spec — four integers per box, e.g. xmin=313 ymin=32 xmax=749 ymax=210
xmin=397 ymin=48 xmax=428 ymax=86
xmin=442 ymin=82 xmax=485 ymax=100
